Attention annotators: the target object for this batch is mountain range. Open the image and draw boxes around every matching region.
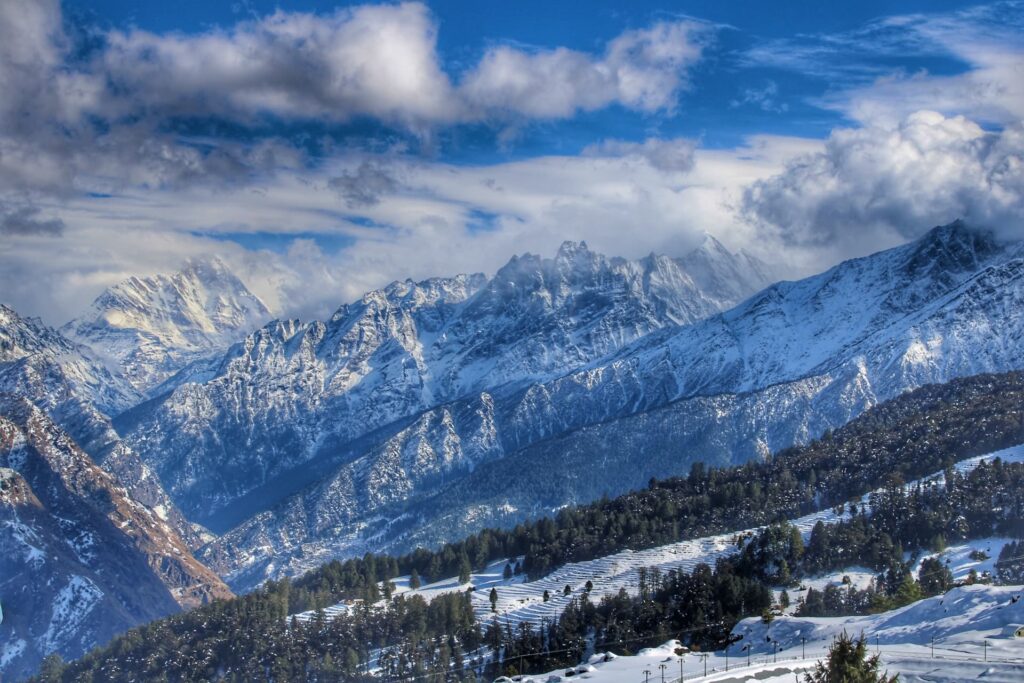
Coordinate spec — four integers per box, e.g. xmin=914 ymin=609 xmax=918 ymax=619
xmin=3 ymin=221 xmax=1024 ymax=678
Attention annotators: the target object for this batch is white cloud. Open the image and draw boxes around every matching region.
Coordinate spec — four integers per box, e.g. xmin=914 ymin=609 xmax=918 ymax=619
xmin=0 ymin=134 xmax=811 ymax=325
xmin=742 ymin=111 xmax=1024 ymax=259
xmin=744 ymin=2 xmax=1024 ymax=128
xmin=460 ymin=20 xmax=710 ymax=118
xmin=99 ymin=3 xmax=461 ymax=130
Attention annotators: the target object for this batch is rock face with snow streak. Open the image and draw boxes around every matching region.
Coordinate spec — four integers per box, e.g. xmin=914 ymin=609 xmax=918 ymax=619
xmin=119 ymin=239 xmax=772 ymax=533
xmin=0 ymin=397 xmax=231 ymax=681
xmin=63 ymin=256 xmax=270 ymax=393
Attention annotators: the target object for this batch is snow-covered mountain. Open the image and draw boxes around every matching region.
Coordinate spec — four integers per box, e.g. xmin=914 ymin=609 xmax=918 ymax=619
xmin=118 ymin=238 xmax=774 ymax=531
xmin=63 ymin=257 xmax=270 ymax=393
xmin=1 ymin=304 xmax=140 ymax=416
xmin=188 ymin=222 xmax=1024 ymax=589
xmin=0 ymin=396 xmax=231 ymax=681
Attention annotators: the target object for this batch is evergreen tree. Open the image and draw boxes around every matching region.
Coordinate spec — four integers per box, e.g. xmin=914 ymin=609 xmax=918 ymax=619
xmin=805 ymin=632 xmax=898 ymax=682
xmin=503 ymin=563 xmax=514 ymax=580
xmin=37 ymin=654 xmax=64 ymax=683
xmin=918 ymin=558 xmax=953 ymax=596
xmin=490 ymin=587 xmax=499 ymax=612
xmin=410 ymin=569 xmax=421 ymax=590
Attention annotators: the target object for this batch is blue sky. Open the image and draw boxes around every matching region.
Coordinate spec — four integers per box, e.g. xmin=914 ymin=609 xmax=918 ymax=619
xmin=2 ymin=0 xmax=1023 ymax=322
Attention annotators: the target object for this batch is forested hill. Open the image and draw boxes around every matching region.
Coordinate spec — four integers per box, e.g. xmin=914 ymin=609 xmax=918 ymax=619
xmin=33 ymin=370 xmax=1024 ymax=682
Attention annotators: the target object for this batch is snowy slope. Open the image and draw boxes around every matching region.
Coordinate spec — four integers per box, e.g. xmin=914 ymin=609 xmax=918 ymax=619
xmin=0 ymin=303 xmax=202 ymax=548
xmin=287 ymin=444 xmax=1024 ymax=683
xmin=0 ymin=304 xmax=140 ymax=416
xmin=63 ymin=256 xmax=270 ymax=393
xmin=508 ymin=584 xmax=1024 ymax=683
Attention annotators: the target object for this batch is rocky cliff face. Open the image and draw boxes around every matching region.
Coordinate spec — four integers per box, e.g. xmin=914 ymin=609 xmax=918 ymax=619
xmin=0 ymin=304 xmax=202 ymax=549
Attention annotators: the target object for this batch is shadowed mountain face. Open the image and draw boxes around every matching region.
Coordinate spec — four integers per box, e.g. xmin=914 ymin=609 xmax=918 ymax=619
xmin=0 ymin=396 xmax=231 ymax=681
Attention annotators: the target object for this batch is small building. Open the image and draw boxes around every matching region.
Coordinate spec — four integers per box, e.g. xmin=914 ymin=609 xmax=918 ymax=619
xmin=1002 ymin=624 xmax=1024 ymax=638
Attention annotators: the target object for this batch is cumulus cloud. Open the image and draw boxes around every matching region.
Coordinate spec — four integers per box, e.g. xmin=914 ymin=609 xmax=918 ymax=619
xmin=582 ymin=137 xmax=697 ymax=172
xmin=0 ymin=0 xmax=715 ymax=204
xmin=329 ymin=162 xmax=400 ymax=208
xmin=460 ymin=20 xmax=710 ymax=118
xmin=99 ymin=3 xmax=461 ymax=130
xmin=742 ymin=111 xmax=1024 ymax=254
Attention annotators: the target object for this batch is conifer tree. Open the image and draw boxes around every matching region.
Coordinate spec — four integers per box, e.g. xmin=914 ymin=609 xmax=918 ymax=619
xmin=805 ymin=632 xmax=898 ymax=682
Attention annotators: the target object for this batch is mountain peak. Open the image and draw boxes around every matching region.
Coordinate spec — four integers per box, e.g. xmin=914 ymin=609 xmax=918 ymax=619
xmin=695 ymin=232 xmax=729 ymax=255
xmin=557 ymin=237 xmax=598 ymax=264
xmin=63 ymin=258 xmax=271 ymax=392
xmin=179 ymin=255 xmax=234 ymax=281
xmin=555 ymin=240 xmax=592 ymax=261
xmin=904 ymin=220 xmax=1001 ymax=280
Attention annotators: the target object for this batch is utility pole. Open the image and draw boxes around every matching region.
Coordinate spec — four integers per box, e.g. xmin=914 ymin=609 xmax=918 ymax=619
xmin=875 ymin=634 xmax=879 ymax=653
xmin=678 ymin=656 xmax=684 ymax=683
xmin=644 ymin=668 xmax=652 ymax=683
xmin=931 ymin=635 xmax=935 ymax=659
xmin=984 ymin=640 xmax=989 ymax=662
xmin=773 ymin=642 xmax=778 ymax=663
xmin=801 ymin=637 xmax=806 ymax=660
xmin=725 ymin=644 xmax=730 ymax=671
xmin=659 ymin=663 xmax=667 ymax=682
xmin=700 ymin=653 xmax=708 ymax=677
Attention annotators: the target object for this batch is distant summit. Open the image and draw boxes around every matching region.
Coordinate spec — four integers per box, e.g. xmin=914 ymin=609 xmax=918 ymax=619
xmin=63 ymin=257 xmax=270 ymax=392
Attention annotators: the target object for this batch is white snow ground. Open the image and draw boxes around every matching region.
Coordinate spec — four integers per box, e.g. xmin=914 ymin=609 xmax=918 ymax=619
xmin=508 ymin=584 xmax=1024 ymax=682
